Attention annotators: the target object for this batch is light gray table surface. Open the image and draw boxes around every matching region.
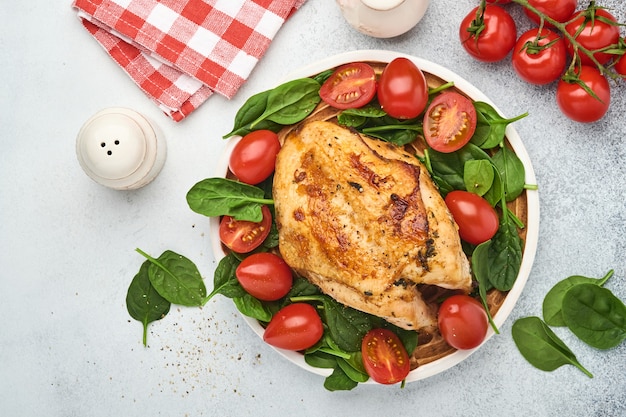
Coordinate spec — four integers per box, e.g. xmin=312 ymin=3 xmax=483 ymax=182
xmin=2 ymin=1 xmax=625 ymax=416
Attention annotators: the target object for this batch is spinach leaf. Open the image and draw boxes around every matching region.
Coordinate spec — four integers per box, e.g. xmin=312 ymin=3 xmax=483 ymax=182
xmin=304 ymin=351 xmax=338 ymax=369
xmin=512 ymin=316 xmax=593 ymax=377
xmin=543 ymin=270 xmax=614 ymax=327
xmin=562 ymin=283 xmax=626 ymax=350
xmin=472 ymin=102 xmax=528 ymax=149
xmin=126 ymin=260 xmax=171 ymax=346
xmin=336 ymin=356 xmax=369 ymax=383
xmin=487 ymin=209 xmax=523 ymax=291
xmin=223 ymin=89 xmax=283 ymax=138
xmin=251 ymin=78 xmax=321 ymax=127
xmin=464 ymin=159 xmax=494 ymax=196
xmin=205 ymin=253 xmax=246 ymax=302
xmin=137 ymin=249 xmax=207 ymax=307
xmin=324 ymin=366 xmax=359 ymax=391
xmin=186 ymin=177 xmax=273 ymax=222
xmin=233 ymin=293 xmax=273 ymax=322
xmin=292 ymin=294 xmax=374 ymax=352
xmin=492 ymin=146 xmax=526 ymax=202
xmin=427 ymin=143 xmax=492 ymax=191
xmin=471 ymin=240 xmax=499 ymax=333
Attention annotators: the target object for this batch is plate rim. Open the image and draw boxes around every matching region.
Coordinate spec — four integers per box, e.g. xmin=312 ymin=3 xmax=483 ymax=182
xmin=210 ymin=50 xmax=540 ymax=383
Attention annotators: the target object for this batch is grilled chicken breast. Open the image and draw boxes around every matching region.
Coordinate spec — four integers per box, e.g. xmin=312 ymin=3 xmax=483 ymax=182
xmin=273 ymin=120 xmax=471 ymax=330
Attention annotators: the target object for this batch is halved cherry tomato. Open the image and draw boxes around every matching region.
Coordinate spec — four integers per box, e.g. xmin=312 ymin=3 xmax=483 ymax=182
xmin=319 ymin=62 xmax=376 ymax=110
xmin=460 ymin=5 xmax=517 ymax=63
xmin=423 ymin=91 xmax=477 ymax=153
xmin=263 ymin=303 xmax=324 ymax=351
xmin=229 ymin=130 xmax=280 ymax=185
xmin=219 ymin=205 xmax=272 ymax=253
xmin=512 ymin=28 xmax=567 ymax=85
xmin=556 ymin=65 xmax=611 ymax=123
xmin=438 ymin=295 xmax=489 ymax=350
xmin=377 ymin=57 xmax=428 ymax=119
xmin=236 ymin=252 xmax=293 ymax=301
xmin=564 ymin=8 xmax=620 ymax=65
xmin=361 ymin=328 xmax=410 ymax=385
xmin=524 ymin=0 xmax=576 ymax=26
xmin=445 ymin=190 xmax=499 ymax=245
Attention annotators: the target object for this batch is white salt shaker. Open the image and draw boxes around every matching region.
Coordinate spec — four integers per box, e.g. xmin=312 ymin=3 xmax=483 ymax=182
xmin=76 ymin=108 xmax=166 ymax=190
xmin=337 ymin=0 xmax=430 ymax=38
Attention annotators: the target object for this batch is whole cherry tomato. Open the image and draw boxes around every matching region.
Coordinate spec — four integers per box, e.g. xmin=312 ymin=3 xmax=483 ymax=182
xmin=615 ymin=53 xmax=626 ymax=76
xmin=361 ymin=328 xmax=411 ymax=385
xmin=377 ymin=57 xmax=428 ymax=119
xmin=236 ymin=252 xmax=293 ymax=301
xmin=438 ymin=295 xmax=489 ymax=350
xmin=229 ymin=130 xmax=280 ymax=185
xmin=512 ymin=28 xmax=567 ymax=85
xmin=263 ymin=303 xmax=324 ymax=351
xmin=423 ymin=91 xmax=477 ymax=153
xmin=524 ymin=0 xmax=576 ymax=26
xmin=445 ymin=190 xmax=499 ymax=245
xmin=319 ymin=62 xmax=377 ymax=109
xmin=219 ymin=205 xmax=272 ymax=253
xmin=460 ymin=5 xmax=517 ymax=63
xmin=564 ymin=8 xmax=620 ymax=65
xmin=556 ymin=66 xmax=611 ymax=123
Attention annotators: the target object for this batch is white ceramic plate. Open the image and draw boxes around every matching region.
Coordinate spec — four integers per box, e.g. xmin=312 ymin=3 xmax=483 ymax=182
xmin=210 ymin=50 xmax=540 ymax=383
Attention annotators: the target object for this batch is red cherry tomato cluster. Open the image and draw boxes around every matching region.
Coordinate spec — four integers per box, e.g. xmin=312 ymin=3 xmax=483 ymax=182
xmin=460 ymin=0 xmax=625 ymax=122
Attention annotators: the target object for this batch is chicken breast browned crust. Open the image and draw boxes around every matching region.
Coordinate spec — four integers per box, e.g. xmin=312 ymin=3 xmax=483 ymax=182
xmin=273 ymin=120 xmax=471 ymax=330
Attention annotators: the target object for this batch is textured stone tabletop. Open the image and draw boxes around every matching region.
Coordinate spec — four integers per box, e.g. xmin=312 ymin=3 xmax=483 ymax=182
xmin=1 ymin=1 xmax=624 ymax=416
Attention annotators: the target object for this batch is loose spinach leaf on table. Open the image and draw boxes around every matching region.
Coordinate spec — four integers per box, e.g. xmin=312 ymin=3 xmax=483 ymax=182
xmin=512 ymin=316 xmax=593 ymax=377
xmin=126 ymin=260 xmax=171 ymax=346
xmin=543 ymin=270 xmax=614 ymax=327
xmin=186 ymin=177 xmax=273 ymax=222
xmin=137 ymin=248 xmax=207 ymax=307
xmin=562 ymin=283 xmax=626 ymax=350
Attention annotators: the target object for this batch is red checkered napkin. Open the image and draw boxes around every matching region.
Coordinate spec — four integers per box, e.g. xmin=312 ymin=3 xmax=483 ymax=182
xmin=73 ymin=0 xmax=306 ymax=121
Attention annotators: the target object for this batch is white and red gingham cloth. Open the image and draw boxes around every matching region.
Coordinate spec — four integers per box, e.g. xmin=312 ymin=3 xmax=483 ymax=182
xmin=72 ymin=0 xmax=306 ymax=121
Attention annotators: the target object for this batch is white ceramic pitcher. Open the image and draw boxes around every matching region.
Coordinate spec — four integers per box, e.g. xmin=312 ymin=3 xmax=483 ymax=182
xmin=337 ymin=0 xmax=430 ymax=38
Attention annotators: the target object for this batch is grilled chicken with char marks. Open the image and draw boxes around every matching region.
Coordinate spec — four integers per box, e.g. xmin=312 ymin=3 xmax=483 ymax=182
xmin=273 ymin=120 xmax=471 ymax=331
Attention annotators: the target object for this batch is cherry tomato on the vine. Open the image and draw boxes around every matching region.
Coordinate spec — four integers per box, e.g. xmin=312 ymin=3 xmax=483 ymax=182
xmin=615 ymin=53 xmax=626 ymax=77
xmin=445 ymin=190 xmax=499 ymax=246
xmin=319 ymin=62 xmax=377 ymax=110
xmin=564 ymin=8 xmax=620 ymax=65
xmin=512 ymin=28 xmax=567 ymax=85
xmin=236 ymin=252 xmax=293 ymax=301
xmin=423 ymin=91 xmax=477 ymax=153
xmin=438 ymin=295 xmax=489 ymax=350
xmin=460 ymin=5 xmax=517 ymax=63
xmin=361 ymin=328 xmax=411 ymax=385
xmin=377 ymin=57 xmax=428 ymax=119
xmin=219 ymin=205 xmax=272 ymax=253
xmin=524 ymin=0 xmax=576 ymax=26
xmin=229 ymin=130 xmax=280 ymax=185
xmin=556 ymin=65 xmax=611 ymax=123
xmin=263 ymin=303 xmax=324 ymax=351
